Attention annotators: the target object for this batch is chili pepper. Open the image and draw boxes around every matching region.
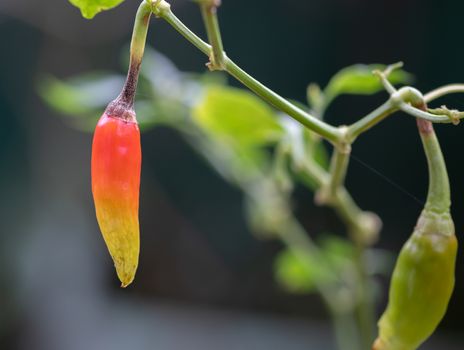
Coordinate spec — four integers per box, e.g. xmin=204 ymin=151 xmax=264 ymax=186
xmin=91 ymin=2 xmax=151 ymax=287
xmin=92 ymin=109 xmax=141 ymax=287
xmin=373 ymin=118 xmax=457 ymax=350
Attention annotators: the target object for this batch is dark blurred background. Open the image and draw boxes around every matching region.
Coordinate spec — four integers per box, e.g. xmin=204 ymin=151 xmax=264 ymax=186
xmin=1 ymin=0 xmax=464 ymax=349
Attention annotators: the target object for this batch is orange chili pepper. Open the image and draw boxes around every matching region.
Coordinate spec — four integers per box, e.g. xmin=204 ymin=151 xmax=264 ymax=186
xmin=92 ymin=109 xmax=141 ymax=287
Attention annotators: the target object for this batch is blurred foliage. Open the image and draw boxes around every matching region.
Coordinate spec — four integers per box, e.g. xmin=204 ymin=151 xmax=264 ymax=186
xmin=275 ymin=249 xmax=323 ymax=294
xmin=274 ymin=235 xmax=355 ymax=294
xmin=308 ymin=64 xmax=413 ymax=115
xmin=40 ymin=47 xmax=407 ymax=302
xmin=193 ymin=86 xmax=283 ymax=147
xmin=324 ymin=64 xmax=412 ymax=100
xmin=68 ymin=0 xmax=126 ymax=19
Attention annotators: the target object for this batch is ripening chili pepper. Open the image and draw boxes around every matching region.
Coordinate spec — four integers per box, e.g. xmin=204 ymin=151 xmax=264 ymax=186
xmin=373 ymin=117 xmax=457 ymax=350
xmin=92 ymin=108 xmax=141 ymax=287
xmin=91 ymin=2 xmax=151 ymax=287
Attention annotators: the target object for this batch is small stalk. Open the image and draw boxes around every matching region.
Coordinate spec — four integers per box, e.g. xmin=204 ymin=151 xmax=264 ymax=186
xmin=329 ymin=149 xmax=350 ymax=192
xmin=347 ymin=100 xmax=397 ymax=142
xmin=353 ymin=245 xmax=376 ymax=350
xmin=416 ymin=106 xmax=451 ymax=214
xmin=332 ymin=310 xmax=363 ymax=350
xmin=424 ymin=84 xmax=464 ymax=103
xmin=106 ymin=1 xmax=152 ymax=120
xmin=323 ymin=132 xmax=351 ymax=201
xmin=302 ymin=157 xmax=378 ymax=349
xmin=197 ymin=0 xmax=226 ymax=70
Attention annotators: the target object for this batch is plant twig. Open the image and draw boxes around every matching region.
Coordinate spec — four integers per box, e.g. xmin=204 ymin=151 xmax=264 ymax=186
xmin=151 ymin=0 xmax=343 ymax=144
xmin=196 ymin=0 xmax=226 ymax=70
xmin=424 ymin=84 xmax=464 ymax=102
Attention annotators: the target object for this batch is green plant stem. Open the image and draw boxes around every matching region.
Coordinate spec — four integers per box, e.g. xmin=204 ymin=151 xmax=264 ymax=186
xmin=108 ymin=0 xmax=152 ymax=118
xmin=302 ymin=156 xmax=377 ymax=349
xmin=398 ymin=102 xmax=463 ymax=123
xmin=300 ymin=152 xmax=381 ymax=245
xmin=416 ymin=112 xmax=451 ymax=214
xmin=348 ymin=84 xmax=464 ymax=141
xmin=119 ymin=1 xmax=152 ymax=105
xmin=198 ymin=0 xmax=226 ymax=70
xmin=181 ymin=113 xmax=371 ymax=349
xmin=326 ymin=145 xmax=351 ymax=198
xmin=152 ymin=1 xmax=464 ymax=143
xmin=275 ymin=216 xmax=361 ymax=350
xmin=347 ymin=100 xmax=397 ymax=141
xmin=333 ymin=310 xmax=363 ymax=350
xmin=306 ymin=156 xmax=379 ymax=246
xmin=132 ymin=2 xmax=153 ymax=64
xmin=146 ymin=3 xmax=464 ymax=349
xmin=352 ymin=246 xmax=375 ymax=350
xmin=424 ymin=84 xmax=464 ymax=102
xmin=392 ymin=86 xmax=464 ymax=124
xmin=225 ymin=61 xmax=342 ymax=143
xmin=154 ymin=2 xmax=342 ymax=144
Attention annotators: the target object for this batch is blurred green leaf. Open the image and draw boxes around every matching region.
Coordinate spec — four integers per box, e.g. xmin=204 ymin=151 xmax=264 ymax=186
xmin=68 ymin=0 xmax=126 ymax=19
xmin=274 ymin=248 xmax=336 ymax=294
xmin=222 ymin=144 xmax=268 ymax=183
xmin=324 ymin=64 xmax=413 ymax=103
xmin=319 ymin=234 xmax=355 ymax=268
xmin=39 ymin=73 xmax=124 ymax=115
xmin=306 ymin=83 xmax=324 ymax=114
xmin=192 ymin=86 xmax=283 ymax=147
xmin=274 ymin=235 xmax=361 ymax=295
xmin=274 ymin=249 xmax=318 ymax=293
xmin=39 ymin=72 xmax=168 ymax=132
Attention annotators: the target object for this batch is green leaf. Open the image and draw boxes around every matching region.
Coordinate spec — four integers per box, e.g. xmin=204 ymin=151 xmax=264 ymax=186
xmin=319 ymin=234 xmax=355 ymax=268
xmin=38 ymin=73 xmax=124 ymax=115
xmin=274 ymin=249 xmax=318 ymax=294
xmin=324 ymin=64 xmax=413 ymax=102
xmin=274 ymin=249 xmax=335 ymax=294
xmin=68 ymin=0 xmax=126 ymax=19
xmin=274 ymin=235 xmax=361 ymax=295
xmin=192 ymin=86 xmax=283 ymax=147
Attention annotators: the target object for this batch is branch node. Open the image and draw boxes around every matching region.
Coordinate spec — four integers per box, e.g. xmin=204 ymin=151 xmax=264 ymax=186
xmin=428 ymin=105 xmax=463 ymax=125
xmin=150 ymin=0 xmax=170 ymax=17
xmin=354 ymin=212 xmax=382 ymax=246
xmin=391 ymin=86 xmax=424 ymax=107
xmin=373 ymin=61 xmax=404 ymax=95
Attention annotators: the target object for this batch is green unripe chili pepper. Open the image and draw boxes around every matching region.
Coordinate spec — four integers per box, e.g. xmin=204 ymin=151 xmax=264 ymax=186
xmin=373 ymin=117 xmax=458 ymax=350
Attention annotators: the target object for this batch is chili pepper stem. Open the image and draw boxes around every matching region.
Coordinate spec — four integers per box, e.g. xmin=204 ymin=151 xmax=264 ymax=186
xmin=417 ymin=118 xmax=451 ymax=215
xmin=106 ymin=1 xmax=152 ymax=121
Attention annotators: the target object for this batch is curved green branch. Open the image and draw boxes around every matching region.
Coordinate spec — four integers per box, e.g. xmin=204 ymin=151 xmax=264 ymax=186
xmin=151 ymin=0 xmax=342 ymax=144
xmin=424 ymin=84 xmax=464 ymax=102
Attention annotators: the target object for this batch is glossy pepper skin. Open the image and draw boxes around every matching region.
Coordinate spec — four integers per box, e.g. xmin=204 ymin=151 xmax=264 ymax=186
xmin=373 ymin=118 xmax=457 ymax=350
xmin=91 ymin=112 xmax=141 ymax=287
